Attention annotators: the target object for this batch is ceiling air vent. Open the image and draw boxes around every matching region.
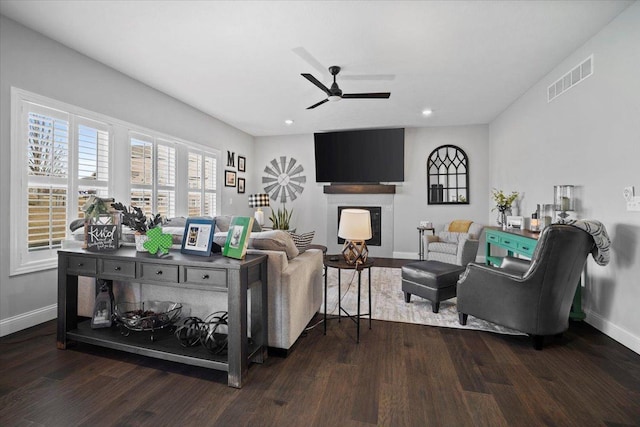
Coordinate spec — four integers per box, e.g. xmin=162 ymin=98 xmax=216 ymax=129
xmin=548 ymin=55 xmax=593 ymax=102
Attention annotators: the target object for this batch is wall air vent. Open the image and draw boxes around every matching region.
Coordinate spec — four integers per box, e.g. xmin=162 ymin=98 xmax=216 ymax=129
xmin=547 ymin=55 xmax=593 ymax=102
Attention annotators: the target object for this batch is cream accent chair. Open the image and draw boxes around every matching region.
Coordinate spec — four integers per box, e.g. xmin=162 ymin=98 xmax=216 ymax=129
xmin=425 ymin=220 xmax=484 ymax=266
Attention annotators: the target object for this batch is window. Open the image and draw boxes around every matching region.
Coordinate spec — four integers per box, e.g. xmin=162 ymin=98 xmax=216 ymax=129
xmin=188 ymin=151 xmax=217 ymax=217
xmin=129 ymin=134 xmax=177 ymax=218
xmin=11 ymin=97 xmax=113 ymax=274
xmin=11 ymin=88 xmax=220 ymax=275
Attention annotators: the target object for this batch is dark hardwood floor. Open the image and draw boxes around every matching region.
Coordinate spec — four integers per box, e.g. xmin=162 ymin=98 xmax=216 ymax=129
xmin=1 ymin=259 xmax=639 ymax=426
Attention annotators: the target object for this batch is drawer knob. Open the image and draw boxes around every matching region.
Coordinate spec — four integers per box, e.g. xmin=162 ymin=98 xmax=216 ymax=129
xmin=156 ymin=270 xmax=163 ymax=275
xmin=114 ymin=266 xmax=121 ymax=271
xmin=522 ymin=246 xmax=529 ymax=251
xmin=202 ymin=274 xmax=210 ymax=280
xmin=78 ymin=263 xmax=84 ymax=267
xmin=504 ymin=240 xmax=511 ymax=244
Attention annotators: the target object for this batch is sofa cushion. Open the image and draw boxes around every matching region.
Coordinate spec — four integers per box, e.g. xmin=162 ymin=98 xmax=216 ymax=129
xmin=250 ymin=230 xmax=299 ymax=259
xmin=214 ymin=215 xmax=232 ymax=232
xmin=287 ymin=231 xmax=315 ymax=254
xmin=429 ymin=242 xmax=458 ymax=255
xmin=438 ymin=231 xmax=470 ymax=244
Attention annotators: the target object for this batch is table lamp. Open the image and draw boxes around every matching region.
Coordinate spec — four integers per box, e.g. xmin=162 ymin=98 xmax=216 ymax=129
xmin=248 ymin=193 xmax=270 ymax=226
xmin=338 ymin=209 xmax=372 ymax=265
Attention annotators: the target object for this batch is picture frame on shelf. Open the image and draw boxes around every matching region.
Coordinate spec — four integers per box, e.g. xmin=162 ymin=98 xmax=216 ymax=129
xmin=225 ymin=170 xmax=237 ymax=187
xmin=237 ymin=177 xmax=245 ymax=194
xmin=238 ymin=156 xmax=246 ymax=172
xmin=180 ymin=217 xmax=219 ymax=256
xmin=222 ymin=216 xmax=254 ymax=259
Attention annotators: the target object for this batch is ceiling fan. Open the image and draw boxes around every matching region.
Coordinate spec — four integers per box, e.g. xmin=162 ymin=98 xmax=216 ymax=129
xmin=301 ymin=66 xmax=391 ymax=110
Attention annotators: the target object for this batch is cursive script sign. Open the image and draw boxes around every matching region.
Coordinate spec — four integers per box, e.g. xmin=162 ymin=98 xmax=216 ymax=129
xmin=86 ymin=224 xmax=119 ymax=252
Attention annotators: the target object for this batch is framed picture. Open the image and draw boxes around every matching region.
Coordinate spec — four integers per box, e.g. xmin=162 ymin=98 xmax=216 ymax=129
xmin=222 ymin=216 xmax=254 ymax=259
xmin=225 ymin=170 xmax=237 ymax=187
xmin=237 ymin=177 xmax=245 ymax=194
xmin=180 ymin=218 xmax=217 ymax=256
xmin=238 ymin=156 xmax=246 ymax=172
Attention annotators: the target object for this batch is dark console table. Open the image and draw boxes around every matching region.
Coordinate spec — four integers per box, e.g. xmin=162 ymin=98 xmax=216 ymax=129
xmin=57 ymin=247 xmax=268 ymax=388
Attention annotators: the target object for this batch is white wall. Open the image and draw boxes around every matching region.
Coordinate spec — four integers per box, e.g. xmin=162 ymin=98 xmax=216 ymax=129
xmin=489 ymin=2 xmax=640 ymax=353
xmin=0 ymin=16 xmax=254 ymax=335
xmin=255 ymin=125 xmax=490 ymax=259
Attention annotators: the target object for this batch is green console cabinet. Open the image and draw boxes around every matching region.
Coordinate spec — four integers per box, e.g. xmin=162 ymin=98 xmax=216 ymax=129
xmin=485 ymin=226 xmax=585 ymax=321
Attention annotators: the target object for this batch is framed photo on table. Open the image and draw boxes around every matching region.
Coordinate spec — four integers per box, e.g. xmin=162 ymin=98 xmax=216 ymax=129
xmin=222 ymin=216 xmax=254 ymax=259
xmin=225 ymin=170 xmax=236 ymax=187
xmin=180 ymin=218 xmax=217 ymax=256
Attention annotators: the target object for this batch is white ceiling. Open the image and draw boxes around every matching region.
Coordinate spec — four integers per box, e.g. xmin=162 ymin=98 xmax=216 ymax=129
xmin=0 ymin=1 xmax=633 ymax=137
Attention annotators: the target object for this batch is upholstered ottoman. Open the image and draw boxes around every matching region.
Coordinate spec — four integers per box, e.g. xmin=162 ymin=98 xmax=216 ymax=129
xmin=401 ymin=261 xmax=466 ymax=313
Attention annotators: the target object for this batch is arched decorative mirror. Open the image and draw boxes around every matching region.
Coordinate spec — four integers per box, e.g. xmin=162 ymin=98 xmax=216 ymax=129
xmin=426 ymin=145 xmax=469 ymax=204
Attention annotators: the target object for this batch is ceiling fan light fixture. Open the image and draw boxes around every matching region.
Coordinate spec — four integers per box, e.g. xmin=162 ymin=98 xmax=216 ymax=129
xmin=328 ymin=95 xmax=342 ymax=102
xmin=422 ymin=109 xmax=433 ymax=116
xmin=284 ymin=119 xmax=294 ymax=125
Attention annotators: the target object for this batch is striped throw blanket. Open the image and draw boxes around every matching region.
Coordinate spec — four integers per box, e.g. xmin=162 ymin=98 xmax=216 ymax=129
xmin=565 ymin=219 xmax=611 ymax=266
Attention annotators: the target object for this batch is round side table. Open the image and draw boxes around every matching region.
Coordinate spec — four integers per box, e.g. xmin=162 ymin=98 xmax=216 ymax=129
xmin=323 ymin=255 xmax=374 ymax=343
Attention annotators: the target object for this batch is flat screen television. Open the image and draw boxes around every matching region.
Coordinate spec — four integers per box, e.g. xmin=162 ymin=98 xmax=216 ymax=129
xmin=314 ymin=128 xmax=404 ymax=183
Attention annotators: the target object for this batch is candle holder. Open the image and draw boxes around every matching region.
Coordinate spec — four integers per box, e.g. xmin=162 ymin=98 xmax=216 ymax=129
xmin=554 ymin=185 xmax=575 ymax=223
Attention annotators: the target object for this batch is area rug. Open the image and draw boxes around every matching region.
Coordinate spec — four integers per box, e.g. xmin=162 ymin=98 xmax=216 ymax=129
xmin=320 ymin=266 xmax=525 ymax=335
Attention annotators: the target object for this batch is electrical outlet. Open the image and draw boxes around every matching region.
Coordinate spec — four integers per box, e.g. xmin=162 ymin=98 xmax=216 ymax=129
xmin=628 ymin=199 xmax=640 ymax=212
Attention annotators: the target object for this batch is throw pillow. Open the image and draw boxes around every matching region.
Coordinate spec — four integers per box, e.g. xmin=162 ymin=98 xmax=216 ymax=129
xmin=287 ymin=231 xmax=315 ymax=254
xmin=448 ymin=220 xmax=473 ymax=233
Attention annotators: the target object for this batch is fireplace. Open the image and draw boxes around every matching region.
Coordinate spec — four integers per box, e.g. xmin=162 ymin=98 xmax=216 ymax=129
xmin=337 ymin=206 xmax=381 ymax=246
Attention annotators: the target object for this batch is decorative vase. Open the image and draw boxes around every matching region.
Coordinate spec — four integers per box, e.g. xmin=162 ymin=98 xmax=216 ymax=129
xmin=497 ymin=208 xmax=511 ymax=229
xmin=135 ymin=233 xmax=149 ymax=252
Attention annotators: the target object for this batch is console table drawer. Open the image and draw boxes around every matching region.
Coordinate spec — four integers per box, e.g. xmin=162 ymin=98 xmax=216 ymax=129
xmin=517 ymin=241 xmax=535 ymax=257
xmin=183 ymin=267 xmax=227 ymax=289
xmin=486 ymin=232 xmax=500 ymax=245
xmin=499 ymin=236 xmax=519 ymax=251
xmin=101 ymin=259 xmax=136 ymax=278
xmin=139 ymin=263 xmax=179 ymax=283
xmin=67 ymin=256 xmax=97 ymax=275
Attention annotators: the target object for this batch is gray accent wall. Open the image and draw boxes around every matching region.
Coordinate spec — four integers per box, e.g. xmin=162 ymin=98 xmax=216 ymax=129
xmin=254 ymin=125 xmax=491 ymax=259
xmin=489 ymin=2 xmax=640 ymax=353
xmin=0 ymin=16 xmax=254 ymax=335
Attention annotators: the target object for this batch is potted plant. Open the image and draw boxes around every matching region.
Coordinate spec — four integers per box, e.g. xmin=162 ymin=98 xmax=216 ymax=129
xmin=491 ymin=188 xmax=519 ymax=228
xmin=269 ymin=205 xmax=293 ymax=230
xmin=112 ymin=202 xmax=163 ymax=251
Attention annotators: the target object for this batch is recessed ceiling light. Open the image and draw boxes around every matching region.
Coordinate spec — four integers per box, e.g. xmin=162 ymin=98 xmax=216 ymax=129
xmin=422 ymin=109 xmax=433 ymax=116
xmin=284 ymin=119 xmax=294 ymax=125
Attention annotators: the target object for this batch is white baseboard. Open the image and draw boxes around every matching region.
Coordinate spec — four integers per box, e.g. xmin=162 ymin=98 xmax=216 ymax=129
xmin=585 ymin=309 xmax=640 ymax=355
xmin=0 ymin=304 xmax=57 ymax=337
xmin=392 ymin=251 xmax=420 ymax=260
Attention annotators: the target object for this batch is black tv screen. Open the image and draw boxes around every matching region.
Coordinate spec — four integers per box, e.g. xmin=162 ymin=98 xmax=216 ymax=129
xmin=314 ymin=128 xmax=404 ymax=183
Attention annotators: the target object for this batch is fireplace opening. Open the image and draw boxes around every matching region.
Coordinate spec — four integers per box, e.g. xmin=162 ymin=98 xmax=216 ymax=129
xmin=337 ymin=206 xmax=381 ymax=246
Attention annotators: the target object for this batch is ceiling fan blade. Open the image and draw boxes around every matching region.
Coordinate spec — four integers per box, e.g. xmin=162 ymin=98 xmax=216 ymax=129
xmin=342 ymin=92 xmax=391 ymax=99
xmin=292 ymin=47 xmax=328 ymax=77
xmin=301 ymin=73 xmax=331 ymax=95
xmin=307 ymin=99 xmax=329 ymax=109
xmin=341 ymin=74 xmax=396 ymax=81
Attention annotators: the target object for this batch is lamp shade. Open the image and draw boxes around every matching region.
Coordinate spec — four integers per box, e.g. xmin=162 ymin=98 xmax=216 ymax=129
xmin=338 ymin=209 xmax=372 ymax=240
xmin=248 ymin=193 xmax=270 ymax=208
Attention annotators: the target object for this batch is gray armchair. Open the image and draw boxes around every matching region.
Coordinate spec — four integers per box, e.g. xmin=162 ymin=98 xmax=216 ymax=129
xmin=457 ymin=224 xmax=595 ymax=349
xmin=425 ymin=220 xmax=484 ymax=266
